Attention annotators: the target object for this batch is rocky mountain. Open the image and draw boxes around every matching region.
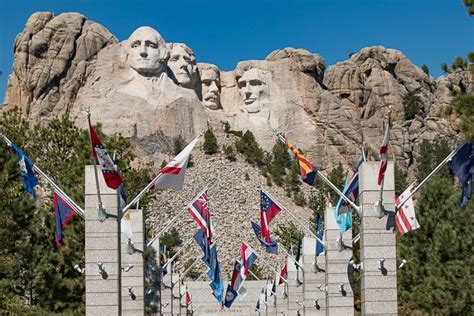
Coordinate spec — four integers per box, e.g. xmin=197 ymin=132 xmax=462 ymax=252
xmin=2 ymin=12 xmax=472 ymax=275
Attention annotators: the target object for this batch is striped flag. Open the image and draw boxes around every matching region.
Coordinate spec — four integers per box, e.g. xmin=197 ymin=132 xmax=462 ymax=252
xmin=240 ymin=243 xmax=257 ymax=279
xmin=88 ymin=118 xmax=123 ymax=189
xmin=278 ymin=134 xmax=317 ymax=185
xmin=377 ymin=121 xmax=390 ymax=185
xmin=187 ymin=190 xmax=214 ymax=241
xmin=153 ymin=136 xmax=199 ymax=191
xmin=54 ymin=192 xmax=76 ymax=248
xmin=395 ymin=185 xmax=420 ymax=235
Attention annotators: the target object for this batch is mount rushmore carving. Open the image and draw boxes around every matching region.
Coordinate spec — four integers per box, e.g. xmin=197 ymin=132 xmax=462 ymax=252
xmin=3 ymin=12 xmax=471 ymax=173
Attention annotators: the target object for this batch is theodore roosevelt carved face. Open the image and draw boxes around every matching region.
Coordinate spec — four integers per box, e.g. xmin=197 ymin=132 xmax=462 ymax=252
xmin=126 ymin=26 xmax=169 ymax=76
xmin=198 ymin=63 xmax=221 ymax=110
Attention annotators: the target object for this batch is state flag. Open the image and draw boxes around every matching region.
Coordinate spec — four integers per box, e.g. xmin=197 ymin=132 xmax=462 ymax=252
xmin=395 ymin=185 xmax=420 ymax=235
xmin=11 ymin=143 xmax=39 ymax=197
xmin=260 ymin=191 xmax=281 ymax=244
xmin=378 ymin=121 xmax=390 ymax=185
xmin=153 ymin=136 xmax=199 ymax=191
xmin=278 ymin=134 xmax=317 ymax=185
xmin=54 ymin=192 xmax=76 ymax=248
xmin=448 ymin=143 xmax=474 ymax=207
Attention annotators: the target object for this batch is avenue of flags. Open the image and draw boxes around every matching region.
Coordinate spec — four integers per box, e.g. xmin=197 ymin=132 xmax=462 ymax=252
xmin=3 ymin=107 xmax=474 ymax=313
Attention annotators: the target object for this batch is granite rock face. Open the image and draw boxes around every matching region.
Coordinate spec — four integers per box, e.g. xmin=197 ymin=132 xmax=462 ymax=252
xmin=2 ymin=11 xmax=472 ymax=275
xmin=4 ymin=12 xmax=117 ymax=120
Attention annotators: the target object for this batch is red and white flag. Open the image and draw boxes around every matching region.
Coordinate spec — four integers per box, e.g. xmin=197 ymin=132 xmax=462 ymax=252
xmin=187 ymin=190 xmax=214 ymax=241
xmin=278 ymin=259 xmax=288 ymax=285
xmin=185 ymin=286 xmax=191 ymax=306
xmin=88 ymin=119 xmax=123 ymax=189
xmin=395 ymin=185 xmax=420 ymax=235
xmin=377 ymin=121 xmax=390 ymax=185
xmin=154 ymin=136 xmax=200 ymax=191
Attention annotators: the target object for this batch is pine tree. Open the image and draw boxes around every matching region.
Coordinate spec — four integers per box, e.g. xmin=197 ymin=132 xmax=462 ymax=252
xmin=421 ymin=64 xmax=430 ymax=75
xmin=274 ymin=222 xmax=304 ymax=251
xmin=203 ymin=128 xmax=218 ymax=155
xmin=402 ymin=90 xmax=423 ymax=120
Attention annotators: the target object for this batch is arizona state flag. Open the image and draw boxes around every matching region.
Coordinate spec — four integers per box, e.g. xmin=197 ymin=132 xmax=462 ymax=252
xmin=278 ymin=134 xmax=317 ymax=185
xmin=54 ymin=192 xmax=76 ymax=248
xmin=88 ymin=118 xmax=123 ymax=189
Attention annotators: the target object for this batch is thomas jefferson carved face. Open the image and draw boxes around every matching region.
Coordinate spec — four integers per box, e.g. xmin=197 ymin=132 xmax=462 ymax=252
xmin=127 ymin=27 xmax=168 ymax=76
xmin=167 ymin=43 xmax=196 ymax=88
xmin=200 ymin=66 xmax=221 ymax=110
xmin=237 ymin=68 xmax=268 ymax=113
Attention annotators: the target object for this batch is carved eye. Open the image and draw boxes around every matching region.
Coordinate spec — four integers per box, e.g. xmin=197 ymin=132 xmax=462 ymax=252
xmin=131 ymin=41 xmax=140 ymax=48
xmin=203 ymin=81 xmax=211 ymax=86
xmin=170 ymin=56 xmax=178 ymax=62
xmin=148 ymin=43 xmax=158 ymax=49
xmin=250 ymin=79 xmax=262 ymax=86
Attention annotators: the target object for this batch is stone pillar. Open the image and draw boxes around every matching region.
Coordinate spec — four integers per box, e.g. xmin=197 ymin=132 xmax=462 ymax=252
xmin=302 ymin=236 xmax=326 ymax=315
xmin=121 ymin=209 xmax=145 ymax=315
xmin=324 ymin=198 xmax=354 ymax=315
xmin=359 ymin=162 xmax=397 ymax=315
xmin=286 ymin=254 xmax=304 ymax=315
xmin=85 ymin=166 xmax=120 ymax=315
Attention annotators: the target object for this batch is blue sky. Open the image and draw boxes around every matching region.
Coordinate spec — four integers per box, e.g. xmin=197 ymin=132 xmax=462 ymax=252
xmin=0 ymin=0 xmax=472 ymax=102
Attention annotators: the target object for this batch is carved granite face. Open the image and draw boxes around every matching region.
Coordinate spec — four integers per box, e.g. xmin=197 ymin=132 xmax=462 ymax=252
xmin=126 ymin=26 xmax=168 ymax=76
xmin=168 ymin=44 xmax=195 ymax=87
xmin=200 ymin=68 xmax=221 ymax=110
xmin=237 ymin=68 xmax=267 ymax=113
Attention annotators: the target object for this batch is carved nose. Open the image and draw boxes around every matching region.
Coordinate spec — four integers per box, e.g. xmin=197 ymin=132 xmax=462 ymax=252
xmin=245 ymin=91 xmax=252 ymax=99
xmin=209 ymin=82 xmax=218 ymax=92
xmin=140 ymin=51 xmax=148 ymax=58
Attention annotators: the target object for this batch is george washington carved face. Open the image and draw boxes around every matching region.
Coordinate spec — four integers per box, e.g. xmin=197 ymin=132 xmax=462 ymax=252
xmin=126 ymin=26 xmax=169 ymax=76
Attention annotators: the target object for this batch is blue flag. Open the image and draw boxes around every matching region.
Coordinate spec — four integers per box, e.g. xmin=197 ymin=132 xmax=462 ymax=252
xmin=315 ymin=213 xmax=324 ymax=256
xmin=449 ymin=143 xmax=474 ymax=207
xmin=54 ymin=192 xmax=75 ymax=248
xmin=208 ymin=245 xmax=224 ymax=304
xmin=193 ymin=229 xmax=211 ymax=265
xmin=335 ymin=176 xmax=352 ymax=233
xmin=250 ymin=221 xmax=278 ymax=254
xmin=11 ymin=143 xmax=39 ymax=197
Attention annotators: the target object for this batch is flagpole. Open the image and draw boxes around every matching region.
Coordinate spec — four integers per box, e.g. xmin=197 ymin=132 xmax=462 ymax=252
xmin=279 ymin=245 xmax=304 ymax=271
xmin=86 ymin=110 xmax=108 ymax=222
xmin=162 ymin=235 xmax=195 ymax=272
xmin=147 ymin=186 xmax=208 ymax=248
xmin=261 ymin=189 xmax=324 ymax=246
xmin=0 ymin=133 xmax=85 ymax=219
xmin=122 ymin=134 xmax=202 ymax=217
xmin=396 ymin=143 xmax=464 ymax=209
xmin=246 ymin=243 xmax=288 ymax=285
xmin=277 ymin=132 xmax=361 ymax=215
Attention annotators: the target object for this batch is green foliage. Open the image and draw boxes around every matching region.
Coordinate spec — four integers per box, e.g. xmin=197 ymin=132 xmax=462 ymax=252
xmin=395 ymin=164 xmax=408 ymax=197
xmin=274 ymin=222 xmax=304 ymax=251
xmin=318 ymin=162 xmax=345 ymax=197
xmin=308 ymin=191 xmax=326 ymax=231
xmin=416 ymin=139 xmax=452 ymax=182
xmin=160 ymin=228 xmax=182 ymax=258
xmin=402 ymin=90 xmax=423 ymax=120
xmin=267 ymin=141 xmax=291 ymax=186
xmin=465 ymin=0 xmax=474 ymax=15
xmin=398 ymin=176 xmax=474 ymax=315
xmin=0 ymin=108 xmax=151 ymax=314
xmin=203 ymin=128 xmax=218 ymax=155
xmin=421 ymin=64 xmax=430 ymax=75
xmin=234 ymin=130 xmax=264 ymax=166
xmin=222 ymin=145 xmax=236 ymax=161
xmin=244 ymin=172 xmax=250 ymax=181
xmin=246 ymin=263 xmax=264 ymax=281
xmin=293 ymin=191 xmax=306 ymax=207
xmin=440 ymin=52 xmax=474 ymax=74
xmin=223 ymin=121 xmax=231 ymax=134
xmin=183 ymin=259 xmax=200 ymax=279
xmin=173 ymin=135 xmax=185 ymax=156
xmin=446 ymin=92 xmax=474 ymax=142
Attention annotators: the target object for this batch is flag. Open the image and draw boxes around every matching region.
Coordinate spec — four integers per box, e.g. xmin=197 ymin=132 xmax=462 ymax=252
xmin=240 ymin=243 xmax=258 ymax=280
xmin=153 ymin=136 xmax=199 ymax=191
xmin=251 ymin=221 xmax=278 ymax=254
xmin=448 ymin=143 xmax=474 ymax=207
xmin=11 ymin=143 xmax=39 ymax=197
xmin=395 ymin=185 xmax=420 ymax=235
xmin=377 ymin=120 xmax=390 ymax=185
xmin=278 ymin=134 xmax=317 ymax=185
xmin=278 ymin=259 xmax=288 ymax=285
xmin=185 ymin=289 xmax=191 ymax=306
xmin=187 ymin=190 xmax=214 ymax=241
xmin=223 ymin=261 xmax=242 ymax=308
xmin=207 ymin=245 xmax=224 ymax=304
xmin=255 ymin=299 xmax=260 ymax=311
xmin=119 ymin=185 xmax=133 ymax=239
xmin=88 ymin=119 xmax=123 ymax=189
xmin=334 ymin=176 xmax=352 ymax=233
xmin=270 ymin=278 xmax=276 ymax=296
xmin=54 ymin=192 xmax=76 ymax=248
xmin=294 ymin=238 xmax=302 ymax=269
xmin=193 ymin=229 xmax=211 ymax=265
xmin=338 ymin=171 xmax=359 ymax=214
xmin=260 ymin=191 xmax=281 ymax=244
xmin=315 ymin=213 xmax=325 ymax=256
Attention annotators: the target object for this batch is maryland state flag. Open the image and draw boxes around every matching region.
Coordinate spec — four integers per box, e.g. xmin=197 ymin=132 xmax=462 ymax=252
xmin=278 ymin=133 xmax=317 ymax=185
xmin=54 ymin=192 xmax=76 ymax=248
xmin=88 ymin=117 xmax=123 ymax=189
